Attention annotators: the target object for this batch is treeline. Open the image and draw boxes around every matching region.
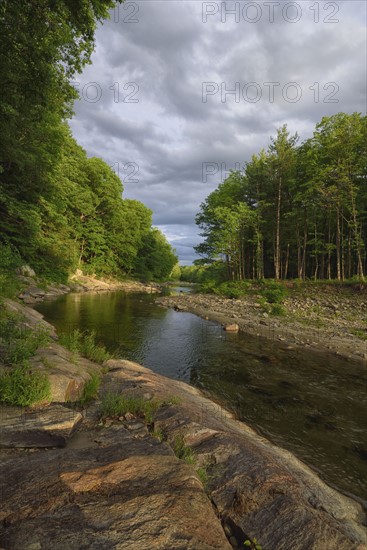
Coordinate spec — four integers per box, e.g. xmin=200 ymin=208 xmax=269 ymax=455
xmin=0 ymin=0 xmax=177 ymax=283
xmin=195 ymin=113 xmax=367 ymax=281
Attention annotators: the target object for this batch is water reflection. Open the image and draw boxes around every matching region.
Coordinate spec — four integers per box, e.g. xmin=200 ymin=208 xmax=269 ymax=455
xmin=36 ymin=290 xmax=367 ymax=502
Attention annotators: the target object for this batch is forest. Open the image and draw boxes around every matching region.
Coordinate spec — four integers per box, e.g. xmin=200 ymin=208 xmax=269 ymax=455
xmin=0 ymin=0 xmax=177 ymax=284
xmin=195 ymin=113 xmax=367 ymax=281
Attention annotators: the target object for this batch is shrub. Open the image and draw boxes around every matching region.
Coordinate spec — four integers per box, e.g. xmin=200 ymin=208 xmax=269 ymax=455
xmin=259 ymin=281 xmax=287 ymax=304
xmin=196 ymin=466 xmax=209 ymax=488
xmin=200 ymin=280 xmax=217 ymax=294
xmin=152 ymin=427 xmax=166 ymax=442
xmin=270 ymin=303 xmax=286 ymax=316
xmin=0 ymin=365 xmax=50 ymax=406
xmin=217 ymin=281 xmax=251 ymax=298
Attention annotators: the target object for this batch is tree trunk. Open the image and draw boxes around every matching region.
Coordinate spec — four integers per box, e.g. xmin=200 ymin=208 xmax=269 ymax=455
xmin=284 ymin=243 xmax=290 ymax=280
xmin=336 ymin=207 xmax=341 ymax=281
xmin=275 ymin=176 xmax=282 ymax=280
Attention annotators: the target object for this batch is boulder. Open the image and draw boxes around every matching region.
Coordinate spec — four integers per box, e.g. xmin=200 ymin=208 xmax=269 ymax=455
xmin=223 ymin=323 xmax=239 ymax=332
xmin=18 ymin=286 xmax=46 ymax=304
xmin=15 ymin=265 xmax=36 ymax=278
xmin=31 ymin=343 xmax=101 ymax=403
xmin=0 ymin=404 xmax=82 ymax=448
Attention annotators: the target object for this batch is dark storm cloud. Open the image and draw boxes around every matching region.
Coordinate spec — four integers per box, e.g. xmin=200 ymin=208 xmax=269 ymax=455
xmin=69 ymin=0 xmax=367 ymax=264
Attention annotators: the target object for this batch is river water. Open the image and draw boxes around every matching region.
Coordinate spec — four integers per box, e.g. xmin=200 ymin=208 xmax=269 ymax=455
xmin=35 ymin=287 xmax=367 ymax=502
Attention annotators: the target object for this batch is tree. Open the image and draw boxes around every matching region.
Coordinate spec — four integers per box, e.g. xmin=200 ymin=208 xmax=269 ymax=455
xmin=0 ymin=0 xmax=122 ymax=273
xmin=267 ymin=125 xmax=298 ymax=279
xmin=195 ymin=114 xmax=367 ymax=281
xmin=135 ymin=229 xmax=178 ymax=282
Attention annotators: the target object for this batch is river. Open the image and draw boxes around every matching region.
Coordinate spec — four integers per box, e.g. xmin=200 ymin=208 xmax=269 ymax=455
xmin=35 ymin=287 xmax=367 ymax=503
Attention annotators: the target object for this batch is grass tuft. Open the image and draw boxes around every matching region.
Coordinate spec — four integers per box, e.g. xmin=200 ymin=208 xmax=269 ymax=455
xmin=0 ymin=365 xmax=50 ymax=406
xmin=59 ymin=329 xmax=111 ymax=364
xmin=173 ymin=434 xmax=196 ymax=465
xmin=0 ymin=313 xmax=50 ymax=365
xmin=100 ymin=392 xmax=162 ymax=423
xmin=79 ymin=372 xmax=101 ymax=406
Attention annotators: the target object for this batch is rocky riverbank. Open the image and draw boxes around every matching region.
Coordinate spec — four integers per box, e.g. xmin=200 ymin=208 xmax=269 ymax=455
xmin=15 ymin=266 xmax=160 ymax=306
xmin=157 ymin=287 xmax=367 ymax=364
xmin=0 ymin=299 xmax=366 ymax=549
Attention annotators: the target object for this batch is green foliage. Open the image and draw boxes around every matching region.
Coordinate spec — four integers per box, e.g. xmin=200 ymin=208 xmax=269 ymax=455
xmin=259 ymin=281 xmax=287 ymax=304
xmin=152 ymin=427 xmax=166 ymax=442
xmin=196 ymin=467 xmax=210 ymax=488
xmin=244 ymin=537 xmax=263 ymax=550
xmin=181 ymin=263 xmax=227 ymax=285
xmin=134 ymin=228 xmax=178 ymax=282
xmin=0 ymin=307 xmax=51 ymax=406
xmin=200 ymin=280 xmax=218 ymax=294
xmin=0 ymin=243 xmax=23 ymax=298
xmin=270 ymin=303 xmax=286 ymax=316
xmin=180 ymin=265 xmax=204 ymax=283
xmin=0 ymin=1 xmax=121 ymax=274
xmin=216 ymin=280 xmax=251 ymax=298
xmin=0 ymin=365 xmax=50 ymax=406
xmin=0 ymin=1 xmax=176 ymax=284
xmin=100 ymin=392 xmax=162 ymax=423
xmin=350 ymin=329 xmax=367 ymax=341
xmin=173 ymin=434 xmax=196 ymax=465
xmin=164 ymin=395 xmax=182 ymax=405
xmin=170 ymin=263 xmax=181 ymax=280
xmin=79 ymin=372 xmax=101 ymax=406
xmin=59 ymin=329 xmax=111 ymax=364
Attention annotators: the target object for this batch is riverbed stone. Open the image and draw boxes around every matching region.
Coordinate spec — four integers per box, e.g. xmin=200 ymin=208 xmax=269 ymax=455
xmin=223 ymin=323 xmax=239 ymax=332
xmin=156 ymin=291 xmax=367 ymax=364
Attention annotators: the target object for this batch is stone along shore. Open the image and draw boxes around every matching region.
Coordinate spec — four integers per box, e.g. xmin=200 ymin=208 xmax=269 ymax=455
xmin=157 ymin=290 xmax=367 ymax=364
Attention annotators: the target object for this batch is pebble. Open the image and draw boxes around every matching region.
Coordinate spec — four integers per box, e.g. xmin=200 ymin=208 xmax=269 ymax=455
xmin=229 ymin=536 xmax=238 ymax=547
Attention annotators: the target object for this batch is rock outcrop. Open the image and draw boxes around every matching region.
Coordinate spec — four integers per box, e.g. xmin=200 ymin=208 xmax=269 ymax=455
xmin=0 ymin=408 xmax=231 ymax=549
xmin=3 ymin=299 xmax=57 ymax=339
xmin=0 ymin=335 xmax=366 ymax=548
xmin=3 ymin=300 xmax=101 ymax=403
xmin=100 ymin=360 xmax=367 ymax=550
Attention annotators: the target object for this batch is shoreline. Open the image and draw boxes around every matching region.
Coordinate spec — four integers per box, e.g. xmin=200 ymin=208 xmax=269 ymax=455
xmin=16 ymin=272 xmax=161 ymax=306
xmin=156 ymin=291 xmax=367 ymax=365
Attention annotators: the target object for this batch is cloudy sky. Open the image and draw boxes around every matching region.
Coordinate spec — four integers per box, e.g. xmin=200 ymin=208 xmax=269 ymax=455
xmin=69 ymin=0 xmax=367 ymax=265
